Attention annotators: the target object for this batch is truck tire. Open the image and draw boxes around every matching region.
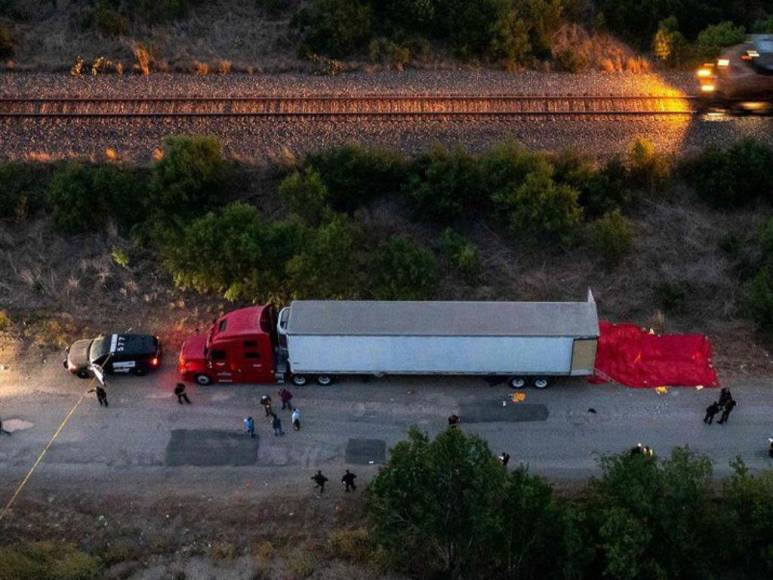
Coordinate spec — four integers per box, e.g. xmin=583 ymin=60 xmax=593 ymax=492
xmin=291 ymin=375 xmax=308 ymax=387
xmin=195 ymin=374 xmax=212 ymax=386
xmin=316 ymin=375 xmax=333 ymax=386
xmin=509 ymin=377 xmax=526 ymax=389
xmin=533 ymin=377 xmax=550 ymax=389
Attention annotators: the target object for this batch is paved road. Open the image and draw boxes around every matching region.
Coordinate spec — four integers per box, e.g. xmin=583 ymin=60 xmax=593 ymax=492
xmin=0 ymin=358 xmax=771 ymax=503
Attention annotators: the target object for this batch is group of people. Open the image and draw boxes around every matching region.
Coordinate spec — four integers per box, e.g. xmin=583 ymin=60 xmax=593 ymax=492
xmin=245 ymin=388 xmax=301 ymax=438
xmin=311 ymin=469 xmax=358 ymax=494
xmin=703 ymin=388 xmax=738 ymax=425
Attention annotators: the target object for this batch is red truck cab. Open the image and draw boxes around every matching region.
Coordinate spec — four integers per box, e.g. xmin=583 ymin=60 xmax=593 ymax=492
xmin=178 ymin=305 xmax=278 ymax=385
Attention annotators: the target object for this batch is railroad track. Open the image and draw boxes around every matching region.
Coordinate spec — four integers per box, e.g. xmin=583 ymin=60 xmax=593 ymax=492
xmin=0 ymin=95 xmax=698 ymax=117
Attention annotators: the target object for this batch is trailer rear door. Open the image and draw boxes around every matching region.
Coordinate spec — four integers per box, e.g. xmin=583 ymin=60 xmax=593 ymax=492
xmin=571 ymin=338 xmax=597 ymax=375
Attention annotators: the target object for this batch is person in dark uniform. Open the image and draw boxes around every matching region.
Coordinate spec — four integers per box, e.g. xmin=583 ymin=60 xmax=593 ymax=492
xmin=499 ymin=452 xmax=510 ymax=467
xmin=448 ymin=414 xmax=460 ymax=428
xmin=718 ymin=388 xmax=732 ymax=407
xmin=342 ymin=469 xmax=357 ymax=492
xmin=312 ymin=470 xmax=328 ymax=494
xmin=174 ymin=383 xmax=191 ymax=404
xmin=717 ymin=398 xmax=737 ymax=424
xmin=703 ymin=401 xmax=721 ymax=424
xmin=88 ymin=385 xmax=108 ymax=407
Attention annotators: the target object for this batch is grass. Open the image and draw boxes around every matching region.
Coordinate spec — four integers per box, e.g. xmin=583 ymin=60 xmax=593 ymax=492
xmin=0 ymin=541 xmax=101 ymax=580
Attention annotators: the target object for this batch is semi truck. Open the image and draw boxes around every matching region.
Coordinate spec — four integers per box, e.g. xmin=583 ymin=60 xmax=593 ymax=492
xmin=178 ymin=291 xmax=599 ymax=389
xmin=178 ymin=293 xmax=599 ymax=389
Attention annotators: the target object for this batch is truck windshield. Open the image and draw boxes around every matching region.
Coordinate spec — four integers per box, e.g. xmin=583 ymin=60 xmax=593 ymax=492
xmin=89 ymin=335 xmax=112 ymax=363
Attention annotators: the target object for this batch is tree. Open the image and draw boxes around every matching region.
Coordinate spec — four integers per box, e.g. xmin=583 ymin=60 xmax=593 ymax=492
xmin=48 ymin=164 xmax=107 ymax=234
xmin=278 ymin=168 xmax=330 ymax=225
xmin=405 ymin=145 xmax=483 ymax=224
xmin=286 ymin=215 xmax=362 ymax=298
xmin=696 ymin=21 xmax=746 ymax=59
xmin=653 ymin=17 xmax=687 ymax=66
xmin=626 ymin=138 xmax=671 ymax=195
xmin=370 ymin=237 xmax=437 ymax=299
xmin=366 ymin=427 xmax=507 ymax=578
xmin=491 ymin=162 xmax=583 ymax=244
xmin=489 ymin=9 xmax=532 ymax=67
xmin=294 ymin=0 xmax=373 ymax=58
xmin=589 ymin=210 xmax=634 ymax=266
xmin=151 ymin=135 xmax=231 ymax=222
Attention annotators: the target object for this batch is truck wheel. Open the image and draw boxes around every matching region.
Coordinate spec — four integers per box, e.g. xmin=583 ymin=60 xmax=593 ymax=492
xmin=509 ymin=377 xmax=526 ymax=389
xmin=195 ymin=374 xmax=212 ymax=386
xmin=291 ymin=375 xmax=308 ymax=387
xmin=76 ymin=369 xmax=90 ymax=379
xmin=316 ymin=375 xmax=333 ymax=386
xmin=533 ymin=377 xmax=550 ymax=389
xmin=132 ymin=367 xmax=147 ymax=377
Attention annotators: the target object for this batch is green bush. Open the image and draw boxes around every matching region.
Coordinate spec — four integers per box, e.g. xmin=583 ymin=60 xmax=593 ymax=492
xmin=294 ymin=0 xmax=373 ymax=58
xmin=655 ymin=280 xmax=690 ymax=313
xmin=491 ymin=162 xmax=583 ymax=244
xmin=370 ymin=237 xmax=437 ymax=299
xmin=286 ymin=215 xmax=362 ymax=298
xmin=48 ymin=164 xmax=106 ymax=234
xmin=0 ymin=22 xmax=13 ymax=58
xmin=279 ymin=168 xmax=330 ymax=225
xmin=306 ymin=144 xmax=406 ymax=213
xmin=439 ymin=228 xmax=481 ymax=281
xmin=652 ymin=17 xmax=687 ymax=66
xmin=696 ymin=21 xmax=746 ymax=59
xmin=480 ymin=141 xmax=545 ymax=196
xmin=589 ymin=210 xmax=634 ymax=266
xmin=405 ymin=145 xmax=482 ymax=224
xmin=682 ymin=139 xmax=773 ymax=208
xmin=0 ymin=163 xmax=50 ymax=221
xmin=161 ymin=202 xmax=303 ymax=300
xmin=626 ymin=138 xmax=671 ymax=195
xmin=151 ymin=135 xmax=232 ymax=222
xmin=489 ymin=8 xmax=533 ymax=67
xmin=753 ymin=16 xmax=773 ymax=33
xmin=555 ymin=47 xmax=588 ymax=72
xmin=0 ymin=541 xmax=101 ymax=580
xmin=743 ymin=266 xmax=773 ymax=333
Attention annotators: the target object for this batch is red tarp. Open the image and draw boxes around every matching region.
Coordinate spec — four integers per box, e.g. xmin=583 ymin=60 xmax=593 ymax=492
xmin=590 ymin=321 xmax=720 ymax=388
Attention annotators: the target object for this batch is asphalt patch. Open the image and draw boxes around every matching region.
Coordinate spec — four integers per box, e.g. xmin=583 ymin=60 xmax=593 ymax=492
xmin=345 ymin=438 xmax=386 ymax=465
xmin=165 ymin=429 xmax=258 ymax=466
xmin=460 ymin=402 xmax=549 ymax=423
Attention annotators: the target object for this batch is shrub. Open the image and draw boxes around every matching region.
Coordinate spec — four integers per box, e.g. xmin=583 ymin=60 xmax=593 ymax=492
xmin=279 ymin=168 xmax=330 ymax=225
xmin=0 ymin=309 xmax=10 ymax=331
xmin=294 ymin=0 xmax=373 ymax=58
xmin=753 ymin=16 xmax=773 ymax=33
xmin=0 ymin=163 xmax=50 ymax=221
xmin=370 ymin=237 xmax=437 ymax=299
xmin=653 ymin=17 xmax=687 ymax=66
xmin=439 ymin=228 xmax=481 ymax=281
xmin=131 ymin=0 xmax=190 ymax=24
xmin=589 ymin=211 xmax=634 ymax=266
xmin=0 ymin=22 xmax=13 ymax=58
xmin=0 ymin=541 xmax=101 ymax=580
xmin=626 ymin=138 xmax=671 ymax=195
xmin=555 ymin=48 xmax=588 ymax=72
xmin=258 ymin=0 xmax=286 ymax=19
xmin=405 ymin=145 xmax=482 ymax=224
xmin=48 ymin=164 xmax=106 ymax=234
xmin=696 ymin=21 xmax=746 ymax=59
xmin=491 ymin=162 xmax=583 ymax=244
xmin=161 ymin=202 xmax=303 ymax=300
xmin=489 ymin=9 xmax=532 ymax=67
xmin=655 ymin=280 xmax=690 ymax=313
xmin=327 ymin=528 xmax=371 ymax=562
xmin=151 ymin=135 xmax=232 ymax=222
xmin=480 ymin=141 xmax=544 ymax=196
xmin=758 ymin=218 xmax=773 ymax=257
xmin=743 ymin=267 xmax=773 ymax=333
xmin=306 ymin=144 xmax=406 ymax=213
xmin=433 ymin=0 xmax=509 ymax=58
xmin=286 ymin=216 xmax=362 ymax=299
xmin=683 ymin=139 xmax=773 ymax=208
xmin=553 ymin=153 xmax=631 ymax=218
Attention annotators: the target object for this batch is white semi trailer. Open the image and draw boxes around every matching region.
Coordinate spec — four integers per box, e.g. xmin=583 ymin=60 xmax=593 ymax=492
xmin=276 ymin=292 xmax=599 ymax=388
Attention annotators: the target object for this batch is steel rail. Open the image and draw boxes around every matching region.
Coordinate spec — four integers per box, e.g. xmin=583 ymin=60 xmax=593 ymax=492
xmin=0 ymin=95 xmax=698 ymax=117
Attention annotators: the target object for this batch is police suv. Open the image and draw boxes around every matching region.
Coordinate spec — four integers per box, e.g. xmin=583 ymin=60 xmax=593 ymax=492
xmin=64 ymin=334 xmax=162 ymax=378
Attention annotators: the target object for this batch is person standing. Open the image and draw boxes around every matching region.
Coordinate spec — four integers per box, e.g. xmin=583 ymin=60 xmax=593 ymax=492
xmin=291 ymin=408 xmax=301 ymax=431
xmin=244 ymin=416 xmax=255 ymax=438
xmin=703 ymin=401 xmax=721 ymax=424
xmin=0 ymin=418 xmax=11 ymax=436
xmin=279 ymin=388 xmax=293 ymax=410
xmin=174 ymin=383 xmax=191 ymax=405
xmin=342 ymin=469 xmax=357 ymax=492
xmin=718 ymin=398 xmax=738 ymax=424
xmin=499 ymin=452 xmax=510 ymax=467
xmin=312 ymin=470 xmax=328 ymax=494
xmin=261 ymin=395 xmax=273 ymax=418
xmin=718 ymin=388 xmax=732 ymax=407
xmin=272 ymin=413 xmax=284 ymax=436
xmin=88 ymin=385 xmax=108 ymax=407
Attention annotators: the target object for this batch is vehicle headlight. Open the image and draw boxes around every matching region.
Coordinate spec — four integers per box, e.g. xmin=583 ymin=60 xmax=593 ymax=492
xmin=700 ymin=83 xmax=716 ymax=93
xmin=717 ymin=59 xmax=729 ymax=67
xmin=696 ymin=67 xmax=712 ymax=78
